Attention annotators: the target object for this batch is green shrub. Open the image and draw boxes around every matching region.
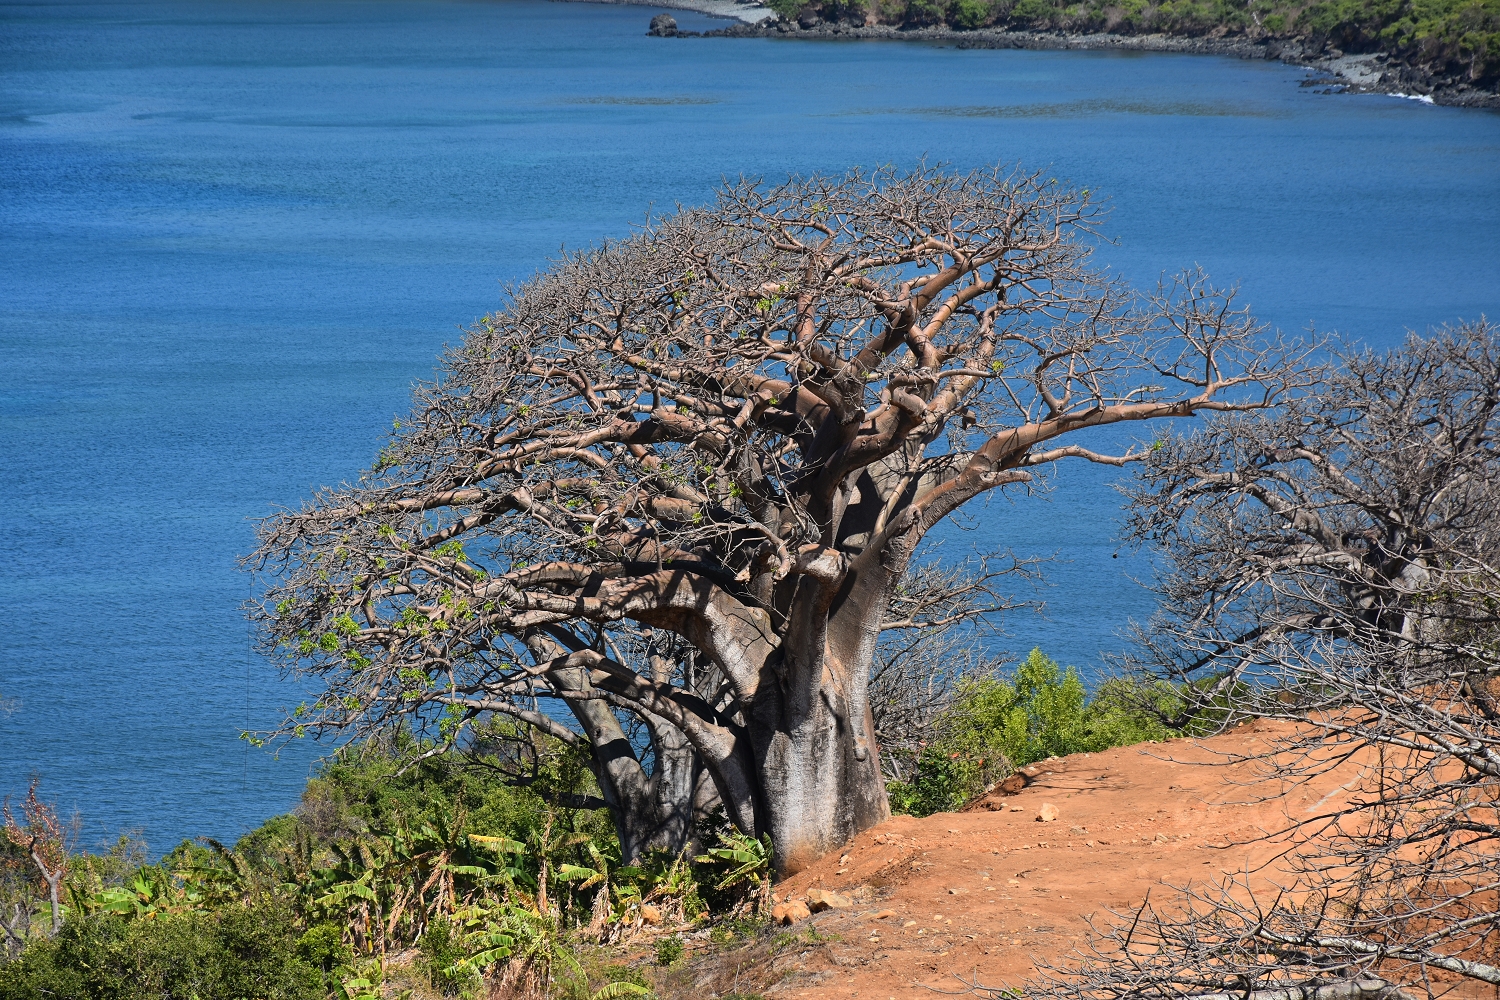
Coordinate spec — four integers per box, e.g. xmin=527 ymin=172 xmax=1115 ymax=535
xmin=826 ymin=0 xmax=871 ymax=19
xmin=600 ymin=963 xmax=652 ymax=987
xmin=0 ymin=902 xmax=326 ymax=1000
xmin=419 ymin=917 xmax=484 ymax=997
xmin=906 ymin=0 xmax=951 ymax=23
xmin=950 ymin=0 xmax=995 ymax=27
xmin=232 ymin=813 xmax=301 ymax=867
xmin=1009 ymin=0 xmax=1061 ymax=22
xmin=887 ymin=648 xmax=1179 ymax=816
xmin=654 ymin=934 xmax=684 ymax=965
xmin=295 ymin=921 xmax=350 ymax=975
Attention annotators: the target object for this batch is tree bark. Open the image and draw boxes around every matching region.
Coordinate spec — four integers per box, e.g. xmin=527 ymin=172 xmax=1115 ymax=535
xmin=564 ymin=691 xmax=698 ymax=864
xmin=32 ymin=844 xmax=62 ymax=937
xmin=751 ymin=557 xmax=894 ymax=872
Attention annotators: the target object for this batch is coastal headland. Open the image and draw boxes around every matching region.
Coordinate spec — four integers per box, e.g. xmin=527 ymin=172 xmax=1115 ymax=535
xmin=578 ymin=0 xmax=1500 ymax=107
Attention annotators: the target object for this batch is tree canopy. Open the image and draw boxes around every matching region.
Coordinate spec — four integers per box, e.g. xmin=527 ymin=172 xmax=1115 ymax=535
xmin=250 ymin=164 xmax=1308 ymax=872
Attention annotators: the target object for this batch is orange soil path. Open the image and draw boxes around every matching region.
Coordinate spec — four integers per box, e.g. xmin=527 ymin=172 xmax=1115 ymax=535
xmin=764 ymin=721 xmax=1369 ymax=999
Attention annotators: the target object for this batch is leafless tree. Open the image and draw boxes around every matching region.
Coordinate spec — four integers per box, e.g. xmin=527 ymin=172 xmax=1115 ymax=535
xmin=248 ymin=164 xmax=1306 ymax=873
xmin=3 ymin=777 xmax=70 ymax=939
xmin=0 ymin=844 xmax=32 ymax=958
xmin=993 ymin=320 xmax=1500 ymax=998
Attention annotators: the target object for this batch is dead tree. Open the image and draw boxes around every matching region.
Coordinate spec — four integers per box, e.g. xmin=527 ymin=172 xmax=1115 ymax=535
xmin=3 ymin=777 xmax=69 ymax=938
xmin=957 ymin=878 xmax=1430 ymax=999
xmin=249 ymin=164 xmax=1305 ymax=873
xmin=1012 ymin=320 xmax=1500 ymax=996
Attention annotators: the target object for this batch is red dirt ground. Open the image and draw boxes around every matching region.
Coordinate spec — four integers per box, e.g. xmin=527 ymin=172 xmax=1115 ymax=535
xmin=743 ymin=720 xmax=1472 ymax=999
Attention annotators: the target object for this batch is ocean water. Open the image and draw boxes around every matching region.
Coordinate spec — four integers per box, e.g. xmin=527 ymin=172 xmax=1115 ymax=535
xmin=2 ymin=0 xmax=1498 ymax=852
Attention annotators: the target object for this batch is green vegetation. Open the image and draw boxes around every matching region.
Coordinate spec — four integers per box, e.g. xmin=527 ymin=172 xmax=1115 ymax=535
xmin=653 ymin=934 xmax=684 ymax=965
xmin=0 ymin=725 xmax=773 ymax=999
xmin=0 ymin=649 xmax=1173 ymax=995
xmin=887 ymin=648 xmax=1183 ymax=816
xmin=0 ymin=903 xmax=328 ymax=1000
xmin=783 ymin=0 xmax=1500 ymax=86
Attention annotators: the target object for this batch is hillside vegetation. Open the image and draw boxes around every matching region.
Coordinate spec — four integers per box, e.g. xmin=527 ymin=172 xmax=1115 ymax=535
xmin=1 ymin=649 xmax=1172 ymax=999
xmin=769 ymin=0 xmax=1500 ymax=87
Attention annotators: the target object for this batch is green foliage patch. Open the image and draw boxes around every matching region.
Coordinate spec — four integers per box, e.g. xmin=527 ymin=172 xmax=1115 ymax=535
xmin=780 ymin=0 xmax=1500 ymax=83
xmin=654 ymin=933 xmax=684 ymax=965
xmin=0 ymin=902 xmax=328 ymax=1000
xmin=888 ymin=648 xmax=1182 ymax=816
xmin=1 ymin=727 xmax=779 ymax=999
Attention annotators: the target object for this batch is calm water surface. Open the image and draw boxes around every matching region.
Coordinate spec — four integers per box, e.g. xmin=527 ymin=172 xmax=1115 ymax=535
xmin=3 ymin=0 xmax=1498 ymax=850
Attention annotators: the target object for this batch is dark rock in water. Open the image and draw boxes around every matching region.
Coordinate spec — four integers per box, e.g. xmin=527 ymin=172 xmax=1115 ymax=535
xmin=798 ymin=9 xmax=821 ymax=28
xmin=648 ymin=13 xmax=677 ymax=36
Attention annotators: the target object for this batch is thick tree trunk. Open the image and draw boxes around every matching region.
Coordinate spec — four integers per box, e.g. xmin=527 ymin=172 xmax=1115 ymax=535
xmin=751 ymin=669 xmax=889 ymax=873
xmin=750 ymin=561 xmax=892 ymax=873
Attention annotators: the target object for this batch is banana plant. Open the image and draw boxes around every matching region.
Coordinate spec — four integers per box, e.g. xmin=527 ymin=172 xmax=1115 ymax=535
xmin=467 ymin=833 xmax=526 ymax=874
xmin=446 ymin=898 xmax=581 ymax=997
xmin=557 ymin=840 xmax=621 ymax=937
xmin=334 ymin=977 xmax=381 ymax=1000
xmin=298 ymin=838 xmax=386 ymax=953
xmin=445 ymin=898 xmax=519 ymax=971
xmin=176 ymin=839 xmax=256 ymax=907
xmin=695 ymin=831 xmax=772 ymax=891
xmin=588 ymin=848 xmax=702 ymax=941
xmin=556 ymin=840 xmax=618 ymax=893
xmin=520 ymin=808 xmax=591 ymax=919
xmin=86 ymin=866 xmax=201 ymax=920
xmin=590 ymin=985 xmax=654 ymax=1000
xmin=695 ymin=830 xmax=773 ymax=916
xmin=332 ymin=957 xmax=386 ymax=1000
xmin=378 ymin=805 xmax=481 ymax=941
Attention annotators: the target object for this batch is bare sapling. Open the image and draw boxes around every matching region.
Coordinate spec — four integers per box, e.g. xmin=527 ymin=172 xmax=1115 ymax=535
xmin=3 ymin=777 xmax=70 ymax=938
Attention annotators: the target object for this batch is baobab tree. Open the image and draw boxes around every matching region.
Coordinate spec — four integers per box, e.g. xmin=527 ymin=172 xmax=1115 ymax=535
xmin=448 ymin=556 xmax=1026 ymax=863
xmin=1000 ymin=321 xmax=1500 ymax=998
xmin=250 ymin=164 xmax=1306 ymax=873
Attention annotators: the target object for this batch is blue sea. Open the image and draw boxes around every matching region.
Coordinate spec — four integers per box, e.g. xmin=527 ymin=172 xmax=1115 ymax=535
xmin=3 ymin=0 xmax=1498 ymax=852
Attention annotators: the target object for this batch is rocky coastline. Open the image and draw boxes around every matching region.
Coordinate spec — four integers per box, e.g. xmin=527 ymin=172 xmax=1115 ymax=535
xmin=631 ymin=4 xmax=1499 ymax=108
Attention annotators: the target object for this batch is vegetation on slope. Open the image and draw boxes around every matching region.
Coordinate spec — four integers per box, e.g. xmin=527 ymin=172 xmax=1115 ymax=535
xmin=0 ymin=650 xmax=1169 ymax=998
xmin=0 ymin=725 xmax=746 ymax=999
xmin=769 ymin=0 xmax=1500 ymax=87
xmin=886 ymin=648 xmax=1183 ymax=816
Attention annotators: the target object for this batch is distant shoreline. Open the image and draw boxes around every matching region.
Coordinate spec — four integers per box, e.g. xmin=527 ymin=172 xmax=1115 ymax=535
xmin=565 ymin=0 xmax=775 ymax=23
xmin=561 ymin=0 xmax=1498 ymax=108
